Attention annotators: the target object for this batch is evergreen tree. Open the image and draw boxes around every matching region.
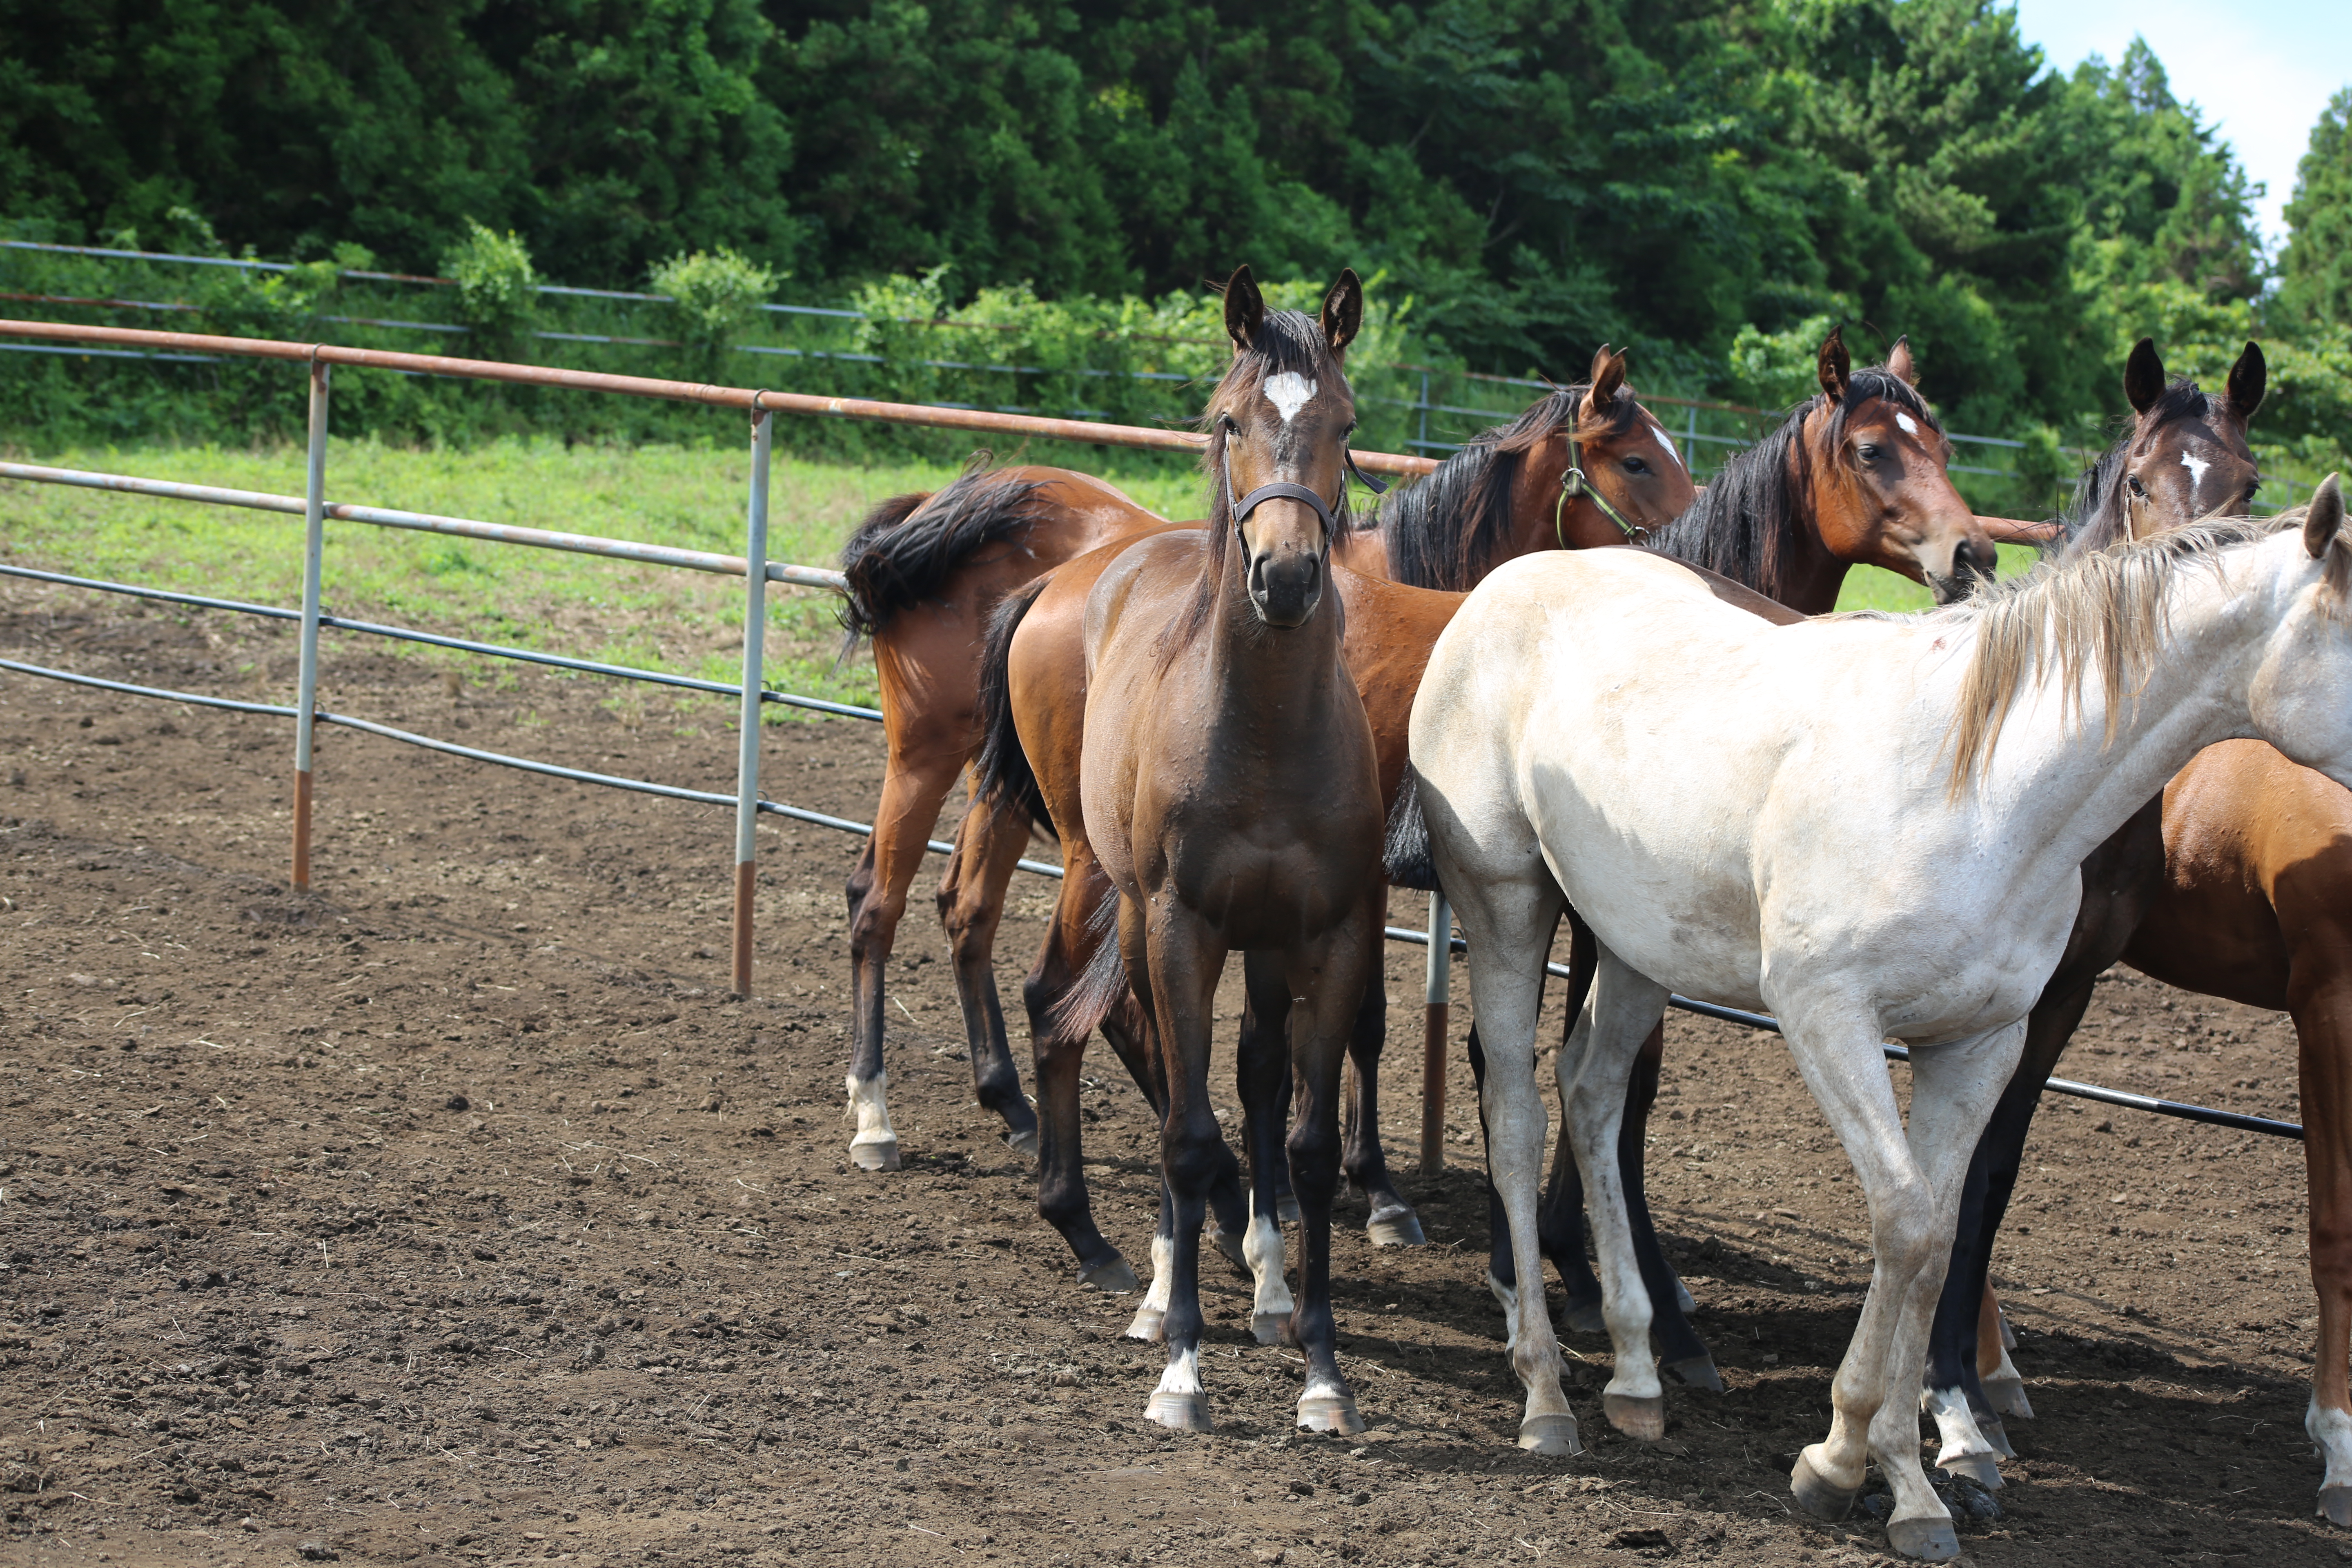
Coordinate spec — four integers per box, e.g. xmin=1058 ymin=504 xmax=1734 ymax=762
xmin=2279 ymin=87 xmax=2352 ymax=331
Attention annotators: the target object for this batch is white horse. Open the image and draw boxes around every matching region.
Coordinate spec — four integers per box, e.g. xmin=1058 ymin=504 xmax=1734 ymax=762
xmin=1398 ymin=477 xmax=2347 ymax=1561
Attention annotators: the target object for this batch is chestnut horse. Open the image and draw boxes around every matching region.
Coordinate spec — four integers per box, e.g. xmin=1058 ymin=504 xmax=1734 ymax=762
xmin=1062 ymin=268 xmax=1383 ymax=1433
xmin=832 ymin=356 xmax=1695 ymax=1175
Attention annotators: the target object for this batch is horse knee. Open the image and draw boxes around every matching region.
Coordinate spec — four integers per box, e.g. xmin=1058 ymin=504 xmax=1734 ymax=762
xmin=1871 ymin=1176 xmax=1940 ymax=1277
xmin=937 ymin=885 xmax=1003 ymax=967
xmin=1163 ymin=1124 xmax=1225 ymax=1196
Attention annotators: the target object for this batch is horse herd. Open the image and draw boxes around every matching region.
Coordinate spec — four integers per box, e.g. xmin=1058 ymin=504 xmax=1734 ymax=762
xmin=826 ymin=265 xmax=2348 ymax=1559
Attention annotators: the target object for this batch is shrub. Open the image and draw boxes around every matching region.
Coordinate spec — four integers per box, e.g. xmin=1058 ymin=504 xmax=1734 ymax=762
xmin=649 ymin=247 xmax=777 ymax=372
xmin=443 ymin=220 xmax=539 ymax=358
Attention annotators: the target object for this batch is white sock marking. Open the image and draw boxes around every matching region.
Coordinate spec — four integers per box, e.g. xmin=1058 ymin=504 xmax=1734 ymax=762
xmin=844 ymin=1072 xmax=895 ymax=1147
xmin=1263 ymin=372 xmax=1316 ymax=424
xmin=1156 ymin=1344 xmax=1202 ymax=1396
xmin=2309 ymin=1397 xmax=2352 ymax=1491
xmin=1245 ymin=1200 xmax=1294 ymax=1319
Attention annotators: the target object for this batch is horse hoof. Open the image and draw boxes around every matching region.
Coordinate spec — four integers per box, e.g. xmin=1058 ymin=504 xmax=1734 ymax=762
xmin=2321 ymin=1485 xmax=2352 ymax=1528
xmin=1673 ymin=1278 xmax=1696 ymax=1314
xmin=1277 ymin=1195 xmax=1302 ymax=1225
xmin=1983 ymin=1374 xmax=2034 ymax=1421
xmin=1517 ymin=1414 xmax=1582 ymax=1457
xmin=1974 ymin=1411 xmax=2015 ymax=1459
xmin=1124 ymin=1306 xmax=1166 ymax=1343
xmin=1211 ymin=1227 xmax=1252 ymax=1277
xmin=1998 ymin=1307 xmax=2018 ymax=1350
xmin=1079 ymin=1256 xmax=1140 ymax=1294
xmin=1251 ymin=1312 xmax=1292 ymax=1348
xmin=1665 ymin=1354 xmax=1724 ymax=1394
xmin=1937 ymin=1451 xmax=2002 ymax=1490
xmin=1298 ymin=1390 xmax=1365 ymax=1434
xmin=1885 ymin=1517 xmax=1961 ymax=1562
xmin=1144 ymin=1390 xmax=1212 ymax=1432
xmin=1003 ymin=1127 xmax=1040 ymax=1161
xmin=1564 ymin=1300 xmax=1606 ymax=1336
xmin=1602 ymin=1392 xmax=1666 ymax=1443
xmin=1366 ymin=1205 xmax=1426 ymax=1247
xmin=849 ymin=1138 xmax=900 ymax=1172
xmin=1790 ymin=1450 xmax=1860 ymax=1522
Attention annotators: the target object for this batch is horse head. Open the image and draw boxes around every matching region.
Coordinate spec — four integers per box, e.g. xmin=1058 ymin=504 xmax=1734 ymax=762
xmin=1512 ymin=345 xmax=1700 ymax=550
xmin=1212 ymin=265 xmax=1361 ymax=627
xmin=2073 ymin=338 xmax=2266 ymax=549
xmin=1804 ymin=328 xmax=1996 ymax=606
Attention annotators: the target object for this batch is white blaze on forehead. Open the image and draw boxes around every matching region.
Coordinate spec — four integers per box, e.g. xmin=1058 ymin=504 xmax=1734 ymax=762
xmin=1652 ymin=425 xmax=1685 ymax=470
xmin=2180 ymin=449 xmax=2212 ymax=490
xmin=1263 ymin=372 xmax=1317 ymax=424
xmin=1894 ymin=411 xmax=1920 ymax=436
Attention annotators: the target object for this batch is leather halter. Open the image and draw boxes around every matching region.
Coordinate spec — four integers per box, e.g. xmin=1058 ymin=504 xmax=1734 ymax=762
xmin=1555 ymin=426 xmax=1646 ymax=546
xmin=1221 ymin=442 xmax=1376 ymax=543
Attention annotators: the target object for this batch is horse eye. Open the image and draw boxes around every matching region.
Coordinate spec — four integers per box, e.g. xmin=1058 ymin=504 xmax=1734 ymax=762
xmin=1855 ymin=443 xmax=1883 ymax=463
xmin=1622 ymin=458 xmax=1649 ymax=474
xmin=2127 ymin=474 xmax=2148 ymax=499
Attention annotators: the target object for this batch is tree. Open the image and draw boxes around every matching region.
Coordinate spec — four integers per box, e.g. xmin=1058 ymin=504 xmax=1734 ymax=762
xmin=2278 ymin=87 xmax=2352 ymax=331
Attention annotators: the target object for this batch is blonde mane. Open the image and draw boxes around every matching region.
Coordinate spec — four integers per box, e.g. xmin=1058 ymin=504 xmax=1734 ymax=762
xmin=1937 ymin=507 xmax=2341 ymax=794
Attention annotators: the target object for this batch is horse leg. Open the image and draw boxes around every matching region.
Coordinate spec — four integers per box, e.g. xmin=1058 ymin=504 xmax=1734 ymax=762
xmin=1021 ymin=857 xmax=1138 ymax=1292
xmin=1449 ymin=869 xmax=1578 ymax=1455
xmin=1134 ymin=897 xmax=1227 ymax=1433
xmin=1341 ymin=906 xmax=1426 ymax=1246
xmin=1606 ymin=1018 xmax=1719 ymax=1392
xmin=1777 ymin=1006 xmax=2022 ymax=1562
xmin=936 ymin=784 xmax=1040 ymax=1157
xmin=2291 ymin=943 xmax=2352 ymax=1526
xmin=1112 ymin=987 xmax=1250 ymax=1275
xmin=844 ymin=729 xmax=966 ymax=1172
xmin=1555 ymin=951 xmax=1672 ymax=1441
xmin=1235 ymin=956 xmax=1300 ymax=1343
xmin=1285 ymin=909 xmax=1381 ymax=1432
xmin=1922 ymin=976 xmax=2088 ymax=1486
xmin=1469 ymin=1023 xmax=1533 ymax=1320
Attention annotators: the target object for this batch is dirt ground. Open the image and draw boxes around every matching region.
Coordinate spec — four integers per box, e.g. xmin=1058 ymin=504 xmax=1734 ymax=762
xmin=1 ymin=582 xmax=2344 ymax=1568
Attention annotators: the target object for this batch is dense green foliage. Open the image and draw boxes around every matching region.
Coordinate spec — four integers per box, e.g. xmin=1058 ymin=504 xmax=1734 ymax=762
xmin=1 ymin=0 xmax=2344 ymax=483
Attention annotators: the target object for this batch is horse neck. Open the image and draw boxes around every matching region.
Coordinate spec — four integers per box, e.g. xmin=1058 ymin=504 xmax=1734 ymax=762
xmin=1773 ymin=432 xmax=1853 ymax=616
xmin=1968 ymin=547 xmax=2289 ymax=858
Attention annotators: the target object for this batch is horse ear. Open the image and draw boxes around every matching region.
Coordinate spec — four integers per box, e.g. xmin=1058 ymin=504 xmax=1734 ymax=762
xmin=2124 ymin=337 xmax=2165 ymax=416
xmin=2304 ymin=472 xmax=2344 ymax=561
xmin=1817 ymin=326 xmax=1850 ymax=405
xmin=2228 ymin=340 xmax=2267 ymax=423
xmin=1885 ymin=335 xmax=1917 ymax=385
xmin=1320 ymin=269 xmax=1363 ymax=354
xmin=1223 ymin=265 xmax=1264 ymax=352
xmin=1582 ymin=344 xmax=1626 ymax=419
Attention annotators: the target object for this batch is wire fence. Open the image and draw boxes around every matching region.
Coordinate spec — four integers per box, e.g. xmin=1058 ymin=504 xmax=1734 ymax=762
xmin=0 ymin=313 xmax=2296 ymax=1142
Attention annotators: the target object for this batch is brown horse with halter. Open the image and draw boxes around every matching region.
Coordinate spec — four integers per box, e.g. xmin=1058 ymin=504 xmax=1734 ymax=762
xmin=985 ymin=327 xmax=1991 ymax=1362
xmin=1041 ymin=266 xmax=1383 ymax=1432
xmin=830 ymin=356 xmax=1697 ymax=1179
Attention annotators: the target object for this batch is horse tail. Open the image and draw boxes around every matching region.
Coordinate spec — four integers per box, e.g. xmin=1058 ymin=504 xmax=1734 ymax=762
xmin=836 ymin=458 xmax=1050 ymax=642
xmin=1383 ymin=764 xmax=1441 ymax=892
xmin=973 ymin=575 xmax=1054 ymax=836
xmin=1047 ymin=880 xmax=1132 ymax=1042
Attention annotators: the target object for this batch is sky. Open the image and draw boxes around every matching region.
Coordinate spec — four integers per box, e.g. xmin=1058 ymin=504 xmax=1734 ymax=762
xmin=2011 ymin=0 xmax=2345 ymax=252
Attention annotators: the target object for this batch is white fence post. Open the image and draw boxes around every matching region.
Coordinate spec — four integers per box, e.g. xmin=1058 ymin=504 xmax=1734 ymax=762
xmin=1419 ymin=888 xmax=1452 ymax=1175
xmin=292 ymin=357 xmax=329 ymax=891
xmin=731 ymin=397 xmax=774 ymax=996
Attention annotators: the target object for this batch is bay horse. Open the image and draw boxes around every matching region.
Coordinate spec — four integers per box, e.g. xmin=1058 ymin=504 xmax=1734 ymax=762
xmin=1918 ymin=337 xmax=2268 ymax=1481
xmin=1396 ymin=490 xmax=2352 ymax=1558
xmin=1064 ymin=267 xmax=1383 ymax=1432
xmin=1472 ymin=329 xmax=1993 ymax=1372
xmin=833 ymin=355 xmax=1695 ymax=1176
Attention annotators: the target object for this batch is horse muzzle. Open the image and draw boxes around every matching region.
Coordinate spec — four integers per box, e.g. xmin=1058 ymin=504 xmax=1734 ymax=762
xmin=1928 ymin=535 xmax=2001 ymax=605
xmin=1247 ymin=547 xmax=1324 ymax=627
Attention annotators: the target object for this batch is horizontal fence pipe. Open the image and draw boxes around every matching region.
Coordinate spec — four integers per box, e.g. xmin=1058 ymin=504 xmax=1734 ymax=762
xmin=0 ymin=559 xmax=881 ymax=719
xmin=0 ymin=461 xmax=851 ymax=588
xmin=0 ymin=319 xmax=1436 ymax=478
xmin=0 ymin=645 xmax=2297 ymax=1141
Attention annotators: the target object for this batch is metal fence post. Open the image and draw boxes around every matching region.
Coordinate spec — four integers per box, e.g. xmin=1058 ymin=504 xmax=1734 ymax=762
xmin=731 ymin=397 xmax=775 ymax=996
xmin=1417 ymin=371 xmax=1430 ymax=454
xmin=292 ymin=358 xmax=329 ymax=891
xmin=1683 ymin=401 xmax=1698 ymax=473
xmin=1419 ymin=889 xmax=1452 ymax=1176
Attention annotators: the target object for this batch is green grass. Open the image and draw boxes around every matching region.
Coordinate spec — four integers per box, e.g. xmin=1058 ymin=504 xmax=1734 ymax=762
xmin=0 ymin=438 xmax=1216 ymax=715
xmin=0 ymin=437 xmax=2027 ymax=705
xmin=1830 ymin=543 xmax=2045 ymax=614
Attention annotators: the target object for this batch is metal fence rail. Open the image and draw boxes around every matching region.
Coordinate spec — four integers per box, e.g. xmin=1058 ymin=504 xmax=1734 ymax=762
xmin=0 ymin=314 xmax=2287 ymax=1143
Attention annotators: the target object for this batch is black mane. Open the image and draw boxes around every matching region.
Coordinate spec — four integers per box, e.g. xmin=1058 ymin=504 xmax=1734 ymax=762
xmin=1370 ymin=382 xmax=1639 ymax=591
xmin=1642 ymin=367 xmax=1937 ymax=601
